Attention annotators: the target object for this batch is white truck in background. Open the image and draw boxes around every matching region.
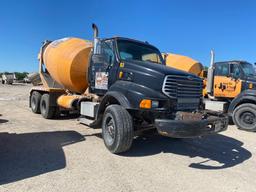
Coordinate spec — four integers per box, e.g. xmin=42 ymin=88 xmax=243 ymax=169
xmin=1 ymin=73 xmax=16 ymax=85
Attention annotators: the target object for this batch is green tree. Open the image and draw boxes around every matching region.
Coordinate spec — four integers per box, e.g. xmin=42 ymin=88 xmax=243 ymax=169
xmin=14 ymin=72 xmax=29 ymax=80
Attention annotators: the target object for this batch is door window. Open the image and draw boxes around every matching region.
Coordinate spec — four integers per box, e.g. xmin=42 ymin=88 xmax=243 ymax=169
xmin=230 ymin=64 xmax=241 ymax=78
xmin=101 ymin=41 xmax=115 ymax=66
xmin=215 ymin=63 xmax=229 ymax=76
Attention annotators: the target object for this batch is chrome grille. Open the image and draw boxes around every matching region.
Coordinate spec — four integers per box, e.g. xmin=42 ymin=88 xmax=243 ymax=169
xmin=162 ymin=75 xmax=203 ymax=110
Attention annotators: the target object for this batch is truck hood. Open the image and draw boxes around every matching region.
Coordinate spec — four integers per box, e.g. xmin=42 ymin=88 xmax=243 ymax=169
xmin=124 ymin=60 xmax=200 ymax=77
xmin=123 ymin=60 xmax=201 ymax=92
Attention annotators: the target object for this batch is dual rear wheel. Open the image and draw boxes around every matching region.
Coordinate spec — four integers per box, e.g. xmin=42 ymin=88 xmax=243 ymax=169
xmin=30 ymin=91 xmax=57 ymax=119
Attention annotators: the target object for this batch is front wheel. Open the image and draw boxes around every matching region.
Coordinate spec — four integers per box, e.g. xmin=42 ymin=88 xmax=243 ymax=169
xmin=102 ymin=105 xmax=134 ymax=154
xmin=233 ymin=103 xmax=256 ymax=132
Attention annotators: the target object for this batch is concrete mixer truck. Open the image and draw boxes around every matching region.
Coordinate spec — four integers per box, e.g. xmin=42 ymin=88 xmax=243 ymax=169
xmin=29 ymin=24 xmax=228 ymax=153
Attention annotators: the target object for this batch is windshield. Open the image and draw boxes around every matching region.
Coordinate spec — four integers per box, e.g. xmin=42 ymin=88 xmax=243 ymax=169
xmin=117 ymin=40 xmax=163 ymax=64
xmin=241 ymin=62 xmax=256 ymax=76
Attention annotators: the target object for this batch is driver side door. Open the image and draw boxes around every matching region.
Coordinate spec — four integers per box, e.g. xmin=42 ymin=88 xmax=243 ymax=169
xmin=213 ymin=63 xmax=242 ymax=98
xmin=89 ymin=41 xmax=116 ymax=95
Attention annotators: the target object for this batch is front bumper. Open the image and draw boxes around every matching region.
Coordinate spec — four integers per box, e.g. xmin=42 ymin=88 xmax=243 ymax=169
xmin=154 ymin=111 xmax=228 ymax=138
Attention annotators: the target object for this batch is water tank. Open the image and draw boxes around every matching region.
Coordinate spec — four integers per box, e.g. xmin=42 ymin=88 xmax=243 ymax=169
xmin=43 ymin=38 xmax=92 ymax=93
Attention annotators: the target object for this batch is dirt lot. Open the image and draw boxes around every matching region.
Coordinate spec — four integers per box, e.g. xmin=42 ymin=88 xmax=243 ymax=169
xmin=0 ymin=84 xmax=255 ymax=192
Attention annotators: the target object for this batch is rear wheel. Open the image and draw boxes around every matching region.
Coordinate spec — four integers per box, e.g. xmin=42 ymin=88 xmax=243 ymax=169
xmin=31 ymin=91 xmax=41 ymax=114
xmin=233 ymin=103 xmax=256 ymax=132
xmin=102 ymin=105 xmax=134 ymax=154
xmin=40 ymin=94 xmax=56 ymax=119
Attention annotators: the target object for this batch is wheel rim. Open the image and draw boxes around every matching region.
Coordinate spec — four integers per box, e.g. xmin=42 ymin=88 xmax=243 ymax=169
xmin=104 ymin=115 xmax=116 ymax=145
xmin=240 ymin=111 xmax=256 ymax=128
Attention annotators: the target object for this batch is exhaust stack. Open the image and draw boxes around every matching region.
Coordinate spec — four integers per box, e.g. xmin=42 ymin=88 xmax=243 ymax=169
xmin=92 ymin=23 xmax=100 ymax=54
xmin=92 ymin=23 xmax=99 ymax=39
xmin=206 ymin=50 xmax=215 ymax=94
xmin=210 ymin=50 xmax=215 ymax=68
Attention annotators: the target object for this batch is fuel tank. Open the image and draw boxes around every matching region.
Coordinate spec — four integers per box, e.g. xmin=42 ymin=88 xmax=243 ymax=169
xmin=43 ymin=38 xmax=93 ymax=93
xmin=163 ymin=53 xmax=203 ymax=76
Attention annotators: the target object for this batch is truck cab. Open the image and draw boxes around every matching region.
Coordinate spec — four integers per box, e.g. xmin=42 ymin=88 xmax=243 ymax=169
xmin=89 ymin=36 xmax=205 ymax=111
xmin=88 ymin=36 xmax=209 ymax=118
xmin=88 ymin=37 xmax=164 ymax=96
xmin=210 ymin=61 xmax=256 ymax=99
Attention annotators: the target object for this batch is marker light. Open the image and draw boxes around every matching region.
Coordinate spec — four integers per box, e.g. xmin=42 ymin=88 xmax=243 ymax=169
xmin=140 ymin=99 xmax=152 ymax=109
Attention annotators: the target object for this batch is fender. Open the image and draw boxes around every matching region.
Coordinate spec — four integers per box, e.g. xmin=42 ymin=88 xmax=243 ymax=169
xmin=98 ymin=91 xmax=132 ymax=112
xmin=228 ymin=89 xmax=256 ymax=115
xmin=91 ymin=90 xmax=131 ymax=128
xmin=108 ymin=81 xmax=168 ymax=108
xmin=91 ymin=81 xmax=169 ymax=128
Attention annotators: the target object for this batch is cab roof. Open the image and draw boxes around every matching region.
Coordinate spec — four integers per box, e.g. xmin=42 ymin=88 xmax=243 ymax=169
xmin=101 ymin=36 xmax=159 ymax=50
xmin=215 ymin=60 xmax=250 ymax=65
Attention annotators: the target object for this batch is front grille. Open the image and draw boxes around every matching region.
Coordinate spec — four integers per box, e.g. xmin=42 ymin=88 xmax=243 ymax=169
xmin=162 ymin=75 xmax=203 ymax=110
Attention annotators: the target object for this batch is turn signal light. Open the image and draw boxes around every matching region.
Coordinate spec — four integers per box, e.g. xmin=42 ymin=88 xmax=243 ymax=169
xmin=119 ymin=71 xmax=123 ymax=78
xmin=249 ymin=83 xmax=253 ymax=89
xmin=140 ymin=99 xmax=152 ymax=109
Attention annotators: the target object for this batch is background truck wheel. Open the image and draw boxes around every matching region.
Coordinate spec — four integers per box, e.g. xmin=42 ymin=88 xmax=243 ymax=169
xmin=233 ymin=103 xmax=256 ymax=132
xmin=102 ymin=105 xmax=134 ymax=154
xmin=31 ymin=91 xmax=42 ymax=114
xmin=40 ymin=94 xmax=56 ymax=119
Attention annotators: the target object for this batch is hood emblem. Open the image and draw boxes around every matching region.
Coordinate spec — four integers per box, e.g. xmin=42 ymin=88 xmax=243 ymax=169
xmin=187 ymin=76 xmax=194 ymax=81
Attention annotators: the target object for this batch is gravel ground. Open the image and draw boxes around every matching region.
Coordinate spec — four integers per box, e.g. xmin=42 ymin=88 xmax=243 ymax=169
xmin=0 ymin=84 xmax=255 ymax=192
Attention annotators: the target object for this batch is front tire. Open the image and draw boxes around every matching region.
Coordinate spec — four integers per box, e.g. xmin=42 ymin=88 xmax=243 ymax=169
xmin=40 ymin=94 xmax=56 ymax=119
xmin=102 ymin=105 xmax=134 ymax=154
xmin=233 ymin=103 xmax=256 ymax=132
xmin=31 ymin=91 xmax=41 ymax=114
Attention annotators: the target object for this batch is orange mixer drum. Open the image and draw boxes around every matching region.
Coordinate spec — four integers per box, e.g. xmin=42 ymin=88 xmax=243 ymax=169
xmin=43 ymin=38 xmax=93 ymax=93
xmin=164 ymin=53 xmax=203 ymax=76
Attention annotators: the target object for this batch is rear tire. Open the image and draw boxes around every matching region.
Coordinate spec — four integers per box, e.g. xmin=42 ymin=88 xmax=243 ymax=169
xmin=40 ymin=94 xmax=56 ymax=119
xmin=233 ymin=103 xmax=256 ymax=132
xmin=31 ymin=91 xmax=41 ymax=114
xmin=102 ymin=105 xmax=134 ymax=154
